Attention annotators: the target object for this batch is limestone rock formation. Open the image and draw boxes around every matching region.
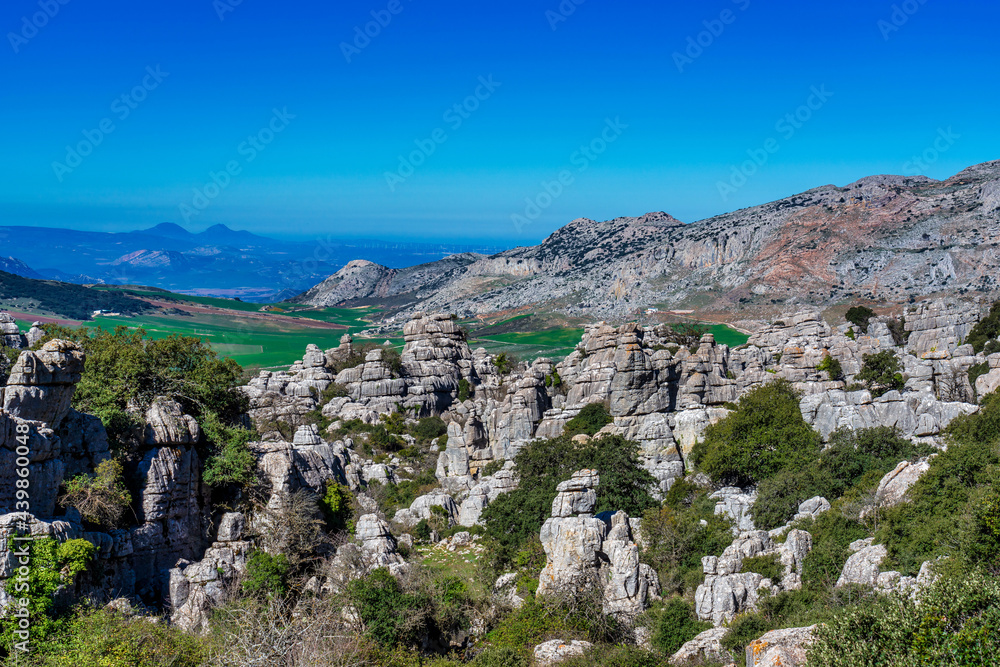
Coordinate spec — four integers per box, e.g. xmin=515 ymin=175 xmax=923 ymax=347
xmin=670 ymin=627 xmax=734 ymax=665
xmin=3 ymin=339 xmax=84 ymax=427
xmin=745 ymin=625 xmax=816 ymax=667
xmin=537 ymin=471 xmax=660 ymax=617
xmin=533 ymin=640 xmax=593 ymax=666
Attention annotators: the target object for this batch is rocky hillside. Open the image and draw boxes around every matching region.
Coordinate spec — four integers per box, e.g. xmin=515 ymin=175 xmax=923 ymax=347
xmin=298 ymin=161 xmax=1000 ymax=319
xmin=2 ymin=295 xmax=999 ymax=665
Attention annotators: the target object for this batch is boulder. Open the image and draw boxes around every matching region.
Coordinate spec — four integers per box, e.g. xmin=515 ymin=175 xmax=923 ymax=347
xmin=745 ymin=625 xmax=816 ymax=667
xmin=533 ymin=640 xmax=592 ymax=666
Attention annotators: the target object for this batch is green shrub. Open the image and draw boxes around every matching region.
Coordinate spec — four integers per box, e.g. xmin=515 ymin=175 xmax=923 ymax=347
xmin=59 ymin=458 xmax=131 ymax=529
xmin=560 ymin=645 xmax=666 ymax=667
xmin=817 ymin=354 xmax=843 ymax=380
xmin=458 ymin=378 xmax=472 ymax=401
xmin=481 ymin=460 xmax=504 ymax=477
xmin=382 ymin=347 xmax=404 ymax=377
xmin=1 ymin=537 xmax=96 ymax=649
xmin=25 ymin=605 xmax=205 ymax=667
xmin=471 ymin=646 xmax=528 ymax=667
xmin=412 ymin=415 xmax=448 ymax=442
xmin=690 ymin=380 xmax=822 ymax=488
xmin=845 ymin=305 xmax=876 ymax=333
xmin=856 ymin=350 xmax=904 ymax=398
xmin=807 ymin=567 xmax=1000 ymax=666
xmin=241 ymin=551 xmax=290 ymax=598
xmin=347 ymin=568 xmax=431 ymax=648
xmin=641 ymin=485 xmax=734 ymax=595
xmin=740 ymin=554 xmax=782 ymax=581
xmin=845 ymin=327 xmax=856 ymax=340
xmin=201 ymin=412 xmax=257 ymax=488
xmin=321 ymin=481 xmax=353 ymax=533
xmin=751 ymin=426 xmax=932 ymax=530
xmin=494 ymin=353 xmax=516 ymax=375
xmin=563 ymin=402 xmax=613 ymax=437
xmin=965 ymin=300 xmax=1000 ymax=353
xmin=798 ymin=511 xmax=870 ymax=591
xmin=649 ymin=597 xmax=711 ymax=656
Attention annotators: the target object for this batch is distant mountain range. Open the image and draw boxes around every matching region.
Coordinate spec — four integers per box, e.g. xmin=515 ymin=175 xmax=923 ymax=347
xmin=298 ymin=160 xmax=1000 ymax=320
xmin=0 ymin=223 xmax=509 ymax=302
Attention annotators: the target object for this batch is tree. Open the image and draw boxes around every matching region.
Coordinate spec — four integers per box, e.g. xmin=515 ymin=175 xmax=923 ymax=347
xmin=856 ymin=350 xmax=905 ymax=398
xmin=690 ymin=380 xmax=822 ymax=488
xmin=563 ymin=402 xmax=613 ymax=436
xmin=845 ymin=305 xmax=876 ymax=334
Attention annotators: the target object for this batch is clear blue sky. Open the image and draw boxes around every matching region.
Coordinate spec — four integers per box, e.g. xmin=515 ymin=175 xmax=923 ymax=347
xmin=1 ymin=0 xmax=997 ymax=245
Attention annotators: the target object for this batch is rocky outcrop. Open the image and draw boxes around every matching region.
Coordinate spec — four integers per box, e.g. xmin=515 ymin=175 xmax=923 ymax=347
xmin=537 ymin=470 xmax=659 ymax=617
xmin=836 ymin=539 xmax=886 ymax=588
xmin=745 ymin=625 xmax=816 ymax=667
xmin=800 ymin=388 xmax=978 ymax=442
xmin=872 ymin=458 xmax=932 ymax=509
xmin=356 ymin=513 xmax=405 ymax=572
xmin=168 ymin=512 xmax=251 ymax=633
xmin=3 ymin=339 xmax=84 ymax=428
xmin=0 ymin=313 xmax=25 ymax=349
xmin=711 ymin=487 xmax=757 ymax=534
xmin=696 ymin=529 xmax=812 ymax=625
xmin=533 ymin=639 xmax=592 ymax=666
xmin=670 ymin=627 xmax=735 ymax=665
xmin=904 ymin=299 xmax=984 ymax=355
xmin=244 ymin=344 xmax=335 ymax=428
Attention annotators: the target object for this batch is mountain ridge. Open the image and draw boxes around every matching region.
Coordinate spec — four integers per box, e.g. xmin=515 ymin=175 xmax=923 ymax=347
xmin=297 ymin=161 xmax=1000 ymax=319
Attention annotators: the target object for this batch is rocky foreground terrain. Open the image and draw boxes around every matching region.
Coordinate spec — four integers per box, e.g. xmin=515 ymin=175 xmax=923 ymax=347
xmin=1 ymin=294 xmax=999 ymax=665
xmin=299 ymin=161 xmax=1000 ymax=320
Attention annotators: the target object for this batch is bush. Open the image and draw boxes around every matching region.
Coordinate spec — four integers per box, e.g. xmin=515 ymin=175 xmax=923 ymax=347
xmin=481 ymin=460 xmax=504 ymax=477
xmin=807 ymin=567 xmax=1000 ymax=666
xmin=481 ymin=434 xmax=658 ymax=570
xmin=751 ymin=426 xmax=932 ymax=530
xmin=649 ymin=597 xmax=710 ymax=656
xmin=458 ymin=378 xmax=472 ymax=402
xmin=740 ymin=554 xmax=782 ymax=581
xmin=816 ymin=354 xmax=843 ymax=381
xmin=690 ymin=380 xmax=822 ymax=488
xmin=382 ymin=347 xmax=404 ymax=377
xmin=799 ymin=511 xmax=870 ymax=590
xmin=471 ymin=646 xmax=528 ymax=667
xmin=1 ymin=537 xmax=96 ymax=649
xmin=25 ymin=606 xmax=205 ymax=667
xmin=878 ymin=407 xmax=1000 ymax=574
xmin=640 ymin=483 xmax=734 ymax=595
xmin=412 ymin=415 xmax=448 ymax=442
xmin=560 ymin=645 xmax=666 ymax=667
xmin=494 ymin=352 xmax=516 ymax=375
xmin=347 ymin=568 xmax=431 ymax=648
xmin=201 ymin=412 xmax=257 ymax=488
xmin=321 ymin=481 xmax=353 ymax=533
xmin=965 ymin=300 xmax=1000 ymax=353
xmin=241 ymin=551 xmax=290 ymax=598
xmin=856 ymin=350 xmax=904 ymax=398
xmin=845 ymin=305 xmax=876 ymax=333
xmin=59 ymin=458 xmax=132 ymax=529
xmin=563 ymin=402 xmax=613 ymax=437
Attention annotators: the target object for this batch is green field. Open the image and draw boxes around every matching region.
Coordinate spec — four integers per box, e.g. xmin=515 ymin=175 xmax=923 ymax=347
xmin=708 ymin=323 xmax=750 ymax=348
xmin=84 ymin=312 xmax=401 ymax=370
xmin=467 ymin=327 xmax=585 ymax=362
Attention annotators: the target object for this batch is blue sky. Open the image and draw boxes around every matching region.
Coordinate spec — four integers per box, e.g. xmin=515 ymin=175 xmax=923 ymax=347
xmin=1 ymin=0 xmax=997 ymax=245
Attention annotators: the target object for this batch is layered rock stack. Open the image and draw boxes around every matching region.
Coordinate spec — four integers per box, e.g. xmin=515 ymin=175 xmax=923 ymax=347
xmin=537 ymin=470 xmax=660 ymax=617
